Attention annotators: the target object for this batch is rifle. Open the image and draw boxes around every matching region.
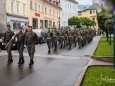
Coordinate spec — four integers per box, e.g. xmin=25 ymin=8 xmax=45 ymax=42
xmin=5 ymin=33 xmax=18 ymax=49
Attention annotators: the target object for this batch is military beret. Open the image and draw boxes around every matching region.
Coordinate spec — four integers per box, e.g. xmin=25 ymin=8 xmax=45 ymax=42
xmin=28 ymin=25 xmax=32 ymax=28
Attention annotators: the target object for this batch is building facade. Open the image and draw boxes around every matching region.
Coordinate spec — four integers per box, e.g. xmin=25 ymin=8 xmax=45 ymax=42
xmin=29 ymin=0 xmax=61 ymax=29
xmin=60 ymin=0 xmax=78 ymax=27
xmin=78 ymin=3 xmax=101 ymax=29
xmin=0 ymin=0 xmax=7 ymax=33
xmin=6 ymin=0 xmax=29 ymax=31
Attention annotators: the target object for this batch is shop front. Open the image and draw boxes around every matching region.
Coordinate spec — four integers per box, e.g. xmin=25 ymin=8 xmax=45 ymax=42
xmin=7 ymin=13 xmax=28 ymax=32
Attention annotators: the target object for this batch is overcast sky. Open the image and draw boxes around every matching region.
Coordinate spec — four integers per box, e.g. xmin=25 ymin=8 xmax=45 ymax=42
xmin=76 ymin=0 xmax=94 ymax=5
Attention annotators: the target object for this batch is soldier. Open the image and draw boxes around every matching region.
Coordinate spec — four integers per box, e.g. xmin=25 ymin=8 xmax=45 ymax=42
xmin=4 ymin=25 xmax=14 ymax=64
xmin=16 ymin=27 xmax=25 ymax=65
xmin=46 ymin=28 xmax=52 ymax=53
xmin=25 ymin=26 xmax=38 ymax=65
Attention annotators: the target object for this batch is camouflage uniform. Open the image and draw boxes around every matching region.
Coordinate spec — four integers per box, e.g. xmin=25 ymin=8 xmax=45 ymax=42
xmin=25 ymin=31 xmax=38 ymax=65
xmin=4 ymin=29 xmax=14 ymax=64
xmin=16 ymin=31 xmax=25 ymax=65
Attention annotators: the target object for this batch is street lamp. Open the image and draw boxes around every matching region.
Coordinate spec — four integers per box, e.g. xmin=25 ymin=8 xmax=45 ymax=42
xmin=58 ymin=17 xmax=60 ymax=29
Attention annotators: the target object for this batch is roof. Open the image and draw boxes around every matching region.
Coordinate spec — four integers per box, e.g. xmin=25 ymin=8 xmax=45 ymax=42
xmin=87 ymin=3 xmax=101 ymax=10
xmin=68 ymin=0 xmax=78 ymax=4
xmin=78 ymin=3 xmax=101 ymax=12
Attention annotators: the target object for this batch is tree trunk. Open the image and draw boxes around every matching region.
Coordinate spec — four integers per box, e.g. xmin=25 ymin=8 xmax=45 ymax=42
xmin=106 ymin=30 xmax=109 ymax=42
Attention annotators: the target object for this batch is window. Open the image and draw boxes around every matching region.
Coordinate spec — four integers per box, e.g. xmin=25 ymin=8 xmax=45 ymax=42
xmin=35 ymin=3 xmax=37 ymax=11
xmin=49 ymin=9 xmax=51 ymax=16
xmin=93 ymin=18 xmax=95 ymax=21
xmin=30 ymin=0 xmax=33 ymax=9
xmin=93 ymin=10 xmax=95 ymax=13
xmin=23 ymin=4 xmax=25 ymax=15
xmin=41 ymin=6 xmax=43 ymax=13
xmin=78 ymin=12 xmax=82 ymax=16
xmin=57 ymin=12 xmax=58 ymax=18
xmin=53 ymin=10 xmax=54 ymax=16
xmin=45 ymin=7 xmax=47 ymax=14
xmin=90 ymin=10 xmax=92 ymax=14
xmin=68 ymin=4 xmax=69 ymax=9
xmin=11 ymin=1 xmax=14 ymax=13
xmin=17 ymin=2 xmax=19 ymax=14
xmin=96 ymin=10 xmax=98 ymax=14
xmin=13 ymin=22 xmax=21 ymax=30
xmin=38 ymin=5 xmax=40 ymax=12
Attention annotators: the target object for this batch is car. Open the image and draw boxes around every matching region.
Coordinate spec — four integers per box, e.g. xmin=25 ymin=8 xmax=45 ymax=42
xmin=32 ymin=29 xmax=48 ymax=44
xmin=0 ymin=34 xmax=17 ymax=50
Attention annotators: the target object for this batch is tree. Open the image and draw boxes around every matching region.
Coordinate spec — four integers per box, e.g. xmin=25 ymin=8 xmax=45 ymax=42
xmin=68 ymin=16 xmax=81 ymax=27
xmin=91 ymin=20 xmax=96 ymax=27
xmin=105 ymin=19 xmax=113 ymax=45
xmin=97 ymin=11 xmax=109 ymax=41
xmin=80 ymin=17 xmax=95 ymax=28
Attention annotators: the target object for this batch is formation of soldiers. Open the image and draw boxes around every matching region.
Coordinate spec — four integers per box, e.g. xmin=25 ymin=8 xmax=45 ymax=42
xmin=45 ymin=28 xmax=96 ymax=53
xmin=4 ymin=25 xmax=38 ymax=66
xmin=3 ymin=25 xmax=96 ymax=66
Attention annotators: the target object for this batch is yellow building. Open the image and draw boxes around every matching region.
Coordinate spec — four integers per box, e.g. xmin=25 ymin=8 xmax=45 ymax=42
xmin=6 ymin=0 xmax=29 ymax=31
xmin=78 ymin=3 xmax=101 ymax=29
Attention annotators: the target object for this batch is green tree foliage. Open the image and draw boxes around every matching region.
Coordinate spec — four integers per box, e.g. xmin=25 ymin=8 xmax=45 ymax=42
xmin=80 ymin=17 xmax=96 ymax=27
xmin=97 ymin=11 xmax=107 ymax=30
xmin=68 ymin=16 xmax=81 ymax=26
xmin=105 ymin=19 xmax=113 ymax=29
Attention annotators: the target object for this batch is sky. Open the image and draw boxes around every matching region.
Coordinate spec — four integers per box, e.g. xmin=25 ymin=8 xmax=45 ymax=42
xmin=76 ymin=0 xmax=96 ymax=5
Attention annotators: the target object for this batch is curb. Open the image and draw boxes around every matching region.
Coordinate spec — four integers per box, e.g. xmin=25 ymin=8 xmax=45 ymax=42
xmin=91 ymin=36 xmax=101 ymax=56
xmin=92 ymin=56 xmax=113 ymax=63
xmin=75 ymin=58 xmax=93 ymax=86
xmin=75 ymin=36 xmax=101 ymax=86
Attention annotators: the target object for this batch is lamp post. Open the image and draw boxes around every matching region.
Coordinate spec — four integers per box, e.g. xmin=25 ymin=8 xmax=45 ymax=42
xmin=58 ymin=17 xmax=60 ymax=29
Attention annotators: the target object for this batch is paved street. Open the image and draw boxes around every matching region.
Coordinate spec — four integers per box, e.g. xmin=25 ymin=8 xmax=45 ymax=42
xmin=0 ymin=36 xmax=101 ymax=86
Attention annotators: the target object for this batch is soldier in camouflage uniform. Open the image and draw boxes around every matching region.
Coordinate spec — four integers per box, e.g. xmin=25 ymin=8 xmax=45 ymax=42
xmin=16 ymin=27 xmax=25 ymax=65
xmin=4 ymin=25 xmax=14 ymax=64
xmin=25 ymin=26 xmax=38 ymax=65
xmin=46 ymin=28 xmax=52 ymax=53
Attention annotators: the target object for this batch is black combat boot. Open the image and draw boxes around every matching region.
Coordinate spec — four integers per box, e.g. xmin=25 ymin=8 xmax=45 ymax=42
xmin=18 ymin=59 xmax=22 ymax=65
xmin=7 ymin=59 xmax=11 ymax=64
xmin=21 ymin=57 xmax=25 ymax=64
xmin=10 ymin=57 xmax=13 ymax=63
xmin=29 ymin=59 xmax=34 ymax=65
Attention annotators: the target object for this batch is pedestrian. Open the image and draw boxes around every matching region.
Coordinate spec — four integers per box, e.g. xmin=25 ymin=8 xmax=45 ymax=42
xmin=16 ymin=27 xmax=25 ymax=65
xmin=25 ymin=26 xmax=38 ymax=65
xmin=4 ymin=25 xmax=14 ymax=64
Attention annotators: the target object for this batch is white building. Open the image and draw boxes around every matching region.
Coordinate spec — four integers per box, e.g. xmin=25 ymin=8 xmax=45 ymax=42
xmin=60 ymin=0 xmax=78 ymax=27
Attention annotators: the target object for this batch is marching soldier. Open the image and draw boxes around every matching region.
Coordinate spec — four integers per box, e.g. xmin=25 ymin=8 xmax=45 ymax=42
xmin=25 ymin=26 xmax=38 ymax=65
xmin=16 ymin=27 xmax=25 ymax=65
xmin=4 ymin=25 xmax=14 ymax=64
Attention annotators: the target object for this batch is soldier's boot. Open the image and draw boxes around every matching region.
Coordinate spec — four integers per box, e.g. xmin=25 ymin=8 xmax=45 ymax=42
xmin=21 ymin=57 xmax=25 ymax=64
xmin=29 ymin=59 xmax=34 ymax=65
xmin=18 ymin=59 xmax=22 ymax=65
xmin=7 ymin=59 xmax=11 ymax=64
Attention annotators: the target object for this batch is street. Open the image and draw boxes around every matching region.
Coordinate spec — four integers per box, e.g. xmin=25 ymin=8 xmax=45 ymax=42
xmin=0 ymin=36 xmax=101 ymax=86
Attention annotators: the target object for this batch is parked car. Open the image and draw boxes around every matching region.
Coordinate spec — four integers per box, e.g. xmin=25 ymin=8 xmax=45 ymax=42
xmin=32 ymin=29 xmax=48 ymax=44
xmin=0 ymin=33 xmax=17 ymax=50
